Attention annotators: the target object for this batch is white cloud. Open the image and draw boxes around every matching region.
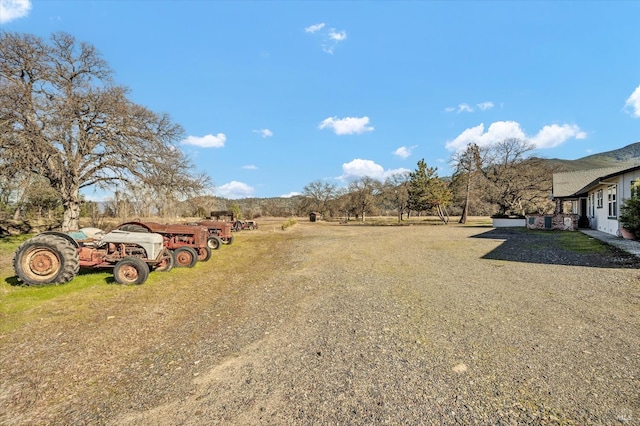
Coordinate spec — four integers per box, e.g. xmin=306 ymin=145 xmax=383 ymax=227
xmin=394 ymin=145 xmax=415 ymax=159
xmin=530 ymin=124 xmax=587 ymax=148
xmin=253 ymin=128 xmax=273 ymax=138
xmin=329 ymin=30 xmax=347 ymax=41
xmin=280 ymin=191 xmax=301 ymax=198
xmin=181 ymin=133 xmax=226 ymax=148
xmin=318 ymin=116 xmax=374 ymax=135
xmin=625 ymin=85 xmax=640 ymax=118
xmin=305 ymin=23 xmax=326 ymax=33
xmin=445 ymin=102 xmax=494 ymax=113
xmin=305 ymin=22 xmax=347 ymax=54
xmin=445 ymin=121 xmax=586 ymax=152
xmin=214 ymin=181 xmax=254 ymax=199
xmin=339 ymin=159 xmax=411 ymax=182
xmin=242 ymin=164 xmax=257 ymax=170
xmin=0 ymin=0 xmax=31 ymax=24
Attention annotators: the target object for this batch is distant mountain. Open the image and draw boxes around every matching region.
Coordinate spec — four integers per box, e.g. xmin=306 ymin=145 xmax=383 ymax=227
xmin=543 ymin=141 xmax=640 ymax=171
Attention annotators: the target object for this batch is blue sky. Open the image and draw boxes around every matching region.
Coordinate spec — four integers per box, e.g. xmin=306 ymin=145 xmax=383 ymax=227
xmin=2 ymin=0 xmax=639 ymax=200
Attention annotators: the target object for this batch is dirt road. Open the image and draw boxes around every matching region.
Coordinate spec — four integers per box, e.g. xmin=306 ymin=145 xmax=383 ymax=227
xmin=2 ymin=220 xmax=639 ymax=425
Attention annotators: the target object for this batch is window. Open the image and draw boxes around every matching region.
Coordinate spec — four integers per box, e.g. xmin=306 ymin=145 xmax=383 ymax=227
xmin=596 ymin=189 xmax=603 ymax=208
xmin=632 ymin=180 xmax=640 ymax=198
xmin=608 ymin=185 xmax=617 ymax=218
xmin=588 ymin=193 xmax=595 ymax=217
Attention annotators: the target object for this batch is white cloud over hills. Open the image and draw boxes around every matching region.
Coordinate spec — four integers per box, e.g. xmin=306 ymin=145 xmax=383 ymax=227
xmin=339 ymin=159 xmax=410 ymax=182
xmin=445 ymin=121 xmax=586 ymax=152
xmin=625 ymin=85 xmax=640 ymax=118
xmin=214 ymin=181 xmax=254 ymax=199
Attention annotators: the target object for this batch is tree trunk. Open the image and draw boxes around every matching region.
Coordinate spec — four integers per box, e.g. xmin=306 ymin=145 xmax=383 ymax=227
xmin=459 ymin=201 xmax=468 ymax=224
xmin=61 ymin=187 xmax=81 ymax=231
xmin=459 ymin=171 xmax=471 ymax=224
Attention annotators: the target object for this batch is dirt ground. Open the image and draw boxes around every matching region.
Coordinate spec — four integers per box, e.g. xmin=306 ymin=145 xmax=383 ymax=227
xmin=1 ymin=218 xmax=640 ymax=425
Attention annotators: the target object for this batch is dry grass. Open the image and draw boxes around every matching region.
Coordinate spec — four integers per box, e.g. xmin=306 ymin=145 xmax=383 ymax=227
xmin=1 ymin=216 xmax=639 ymax=425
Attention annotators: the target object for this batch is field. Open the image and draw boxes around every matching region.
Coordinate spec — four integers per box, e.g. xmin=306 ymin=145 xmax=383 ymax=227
xmin=1 ymin=217 xmax=639 ymax=425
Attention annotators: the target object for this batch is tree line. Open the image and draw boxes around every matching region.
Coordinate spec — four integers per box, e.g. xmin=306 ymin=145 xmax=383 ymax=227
xmin=299 ymin=139 xmax=558 ymax=224
xmin=1 ymin=31 xmax=557 ymax=231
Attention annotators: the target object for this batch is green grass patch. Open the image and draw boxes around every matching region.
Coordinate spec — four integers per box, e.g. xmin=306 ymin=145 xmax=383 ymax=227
xmin=0 ymin=229 xmax=292 ymax=335
xmin=0 ymin=234 xmax=32 ymax=255
xmin=0 ymin=269 xmax=119 ymax=334
xmin=557 ymin=231 xmax=609 ymax=254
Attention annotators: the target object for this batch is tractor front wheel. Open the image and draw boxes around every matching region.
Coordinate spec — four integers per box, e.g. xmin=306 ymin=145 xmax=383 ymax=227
xmin=113 ymin=257 xmax=150 ymax=285
xmin=207 ymin=236 xmax=222 ymax=250
xmin=197 ymin=246 xmax=212 ymax=262
xmin=154 ymin=249 xmax=175 ymax=272
xmin=173 ymin=247 xmax=198 ymax=268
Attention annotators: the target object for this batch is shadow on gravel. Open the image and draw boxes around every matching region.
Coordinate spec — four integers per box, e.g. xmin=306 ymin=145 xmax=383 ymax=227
xmin=472 ymin=228 xmax=640 ymax=269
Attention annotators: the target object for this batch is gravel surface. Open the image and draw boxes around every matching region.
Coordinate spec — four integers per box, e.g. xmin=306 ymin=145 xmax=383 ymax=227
xmin=2 ymin=221 xmax=640 ymax=425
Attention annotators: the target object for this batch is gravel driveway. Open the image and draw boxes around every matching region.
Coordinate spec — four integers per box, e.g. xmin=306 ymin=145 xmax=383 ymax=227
xmin=2 ymin=221 xmax=640 ymax=425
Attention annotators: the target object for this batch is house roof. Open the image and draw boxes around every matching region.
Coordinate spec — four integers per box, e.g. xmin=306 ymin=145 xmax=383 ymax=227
xmin=552 ymin=165 xmax=639 ymax=198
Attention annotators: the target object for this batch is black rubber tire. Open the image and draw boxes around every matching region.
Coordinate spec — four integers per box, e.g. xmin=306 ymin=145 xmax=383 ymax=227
xmin=207 ymin=236 xmax=222 ymax=250
xmin=173 ymin=247 xmax=198 ymax=268
xmin=118 ymin=224 xmax=150 ymax=233
xmin=222 ymin=235 xmax=234 ymax=245
xmin=13 ymin=234 xmax=79 ymax=285
xmin=198 ymin=246 xmax=212 ymax=262
xmin=154 ymin=249 xmax=175 ymax=272
xmin=113 ymin=257 xmax=150 ymax=285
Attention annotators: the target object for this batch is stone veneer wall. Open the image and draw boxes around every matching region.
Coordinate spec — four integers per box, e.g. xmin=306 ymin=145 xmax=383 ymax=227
xmin=525 ymin=214 xmax=578 ymax=231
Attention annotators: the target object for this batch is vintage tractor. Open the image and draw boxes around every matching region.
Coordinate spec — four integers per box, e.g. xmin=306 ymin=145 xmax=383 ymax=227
xmin=188 ymin=220 xmax=234 ymax=248
xmin=233 ymin=220 xmax=258 ymax=231
xmin=13 ymin=228 xmax=174 ymax=286
xmin=117 ymin=221 xmax=211 ymax=267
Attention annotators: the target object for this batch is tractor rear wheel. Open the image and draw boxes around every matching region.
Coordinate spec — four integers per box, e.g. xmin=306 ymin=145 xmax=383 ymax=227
xmin=13 ymin=234 xmax=79 ymax=285
xmin=113 ymin=257 xmax=150 ymax=284
xmin=173 ymin=247 xmax=198 ymax=268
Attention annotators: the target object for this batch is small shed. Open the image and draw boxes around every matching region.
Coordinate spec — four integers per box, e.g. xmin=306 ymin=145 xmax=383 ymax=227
xmin=309 ymin=212 xmax=319 ymax=222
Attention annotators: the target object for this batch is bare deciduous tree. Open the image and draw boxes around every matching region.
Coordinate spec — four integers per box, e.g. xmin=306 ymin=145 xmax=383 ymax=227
xmin=475 ymin=138 xmax=555 ymax=216
xmin=383 ymin=172 xmax=410 ymax=222
xmin=302 ymin=180 xmax=337 ymax=218
xmin=0 ymin=31 xmax=209 ymax=231
xmin=347 ymin=176 xmax=382 ymax=222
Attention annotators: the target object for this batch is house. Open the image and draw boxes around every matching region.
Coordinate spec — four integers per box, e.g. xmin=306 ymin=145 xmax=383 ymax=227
xmin=551 ymin=164 xmax=640 ymax=236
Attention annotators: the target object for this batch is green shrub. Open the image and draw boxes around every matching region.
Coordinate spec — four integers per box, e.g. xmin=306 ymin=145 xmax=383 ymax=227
xmin=619 ymin=195 xmax=640 ymax=237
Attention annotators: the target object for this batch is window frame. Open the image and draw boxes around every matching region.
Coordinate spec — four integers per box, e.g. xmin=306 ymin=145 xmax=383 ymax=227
xmin=607 ymin=184 xmax=617 ymax=218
